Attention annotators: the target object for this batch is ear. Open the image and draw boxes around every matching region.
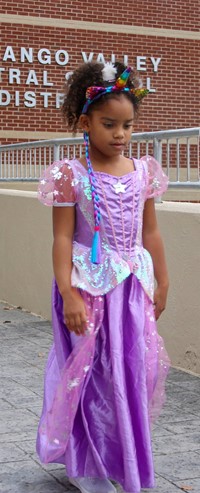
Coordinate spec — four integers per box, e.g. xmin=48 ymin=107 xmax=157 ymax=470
xmin=78 ymin=114 xmax=91 ymax=133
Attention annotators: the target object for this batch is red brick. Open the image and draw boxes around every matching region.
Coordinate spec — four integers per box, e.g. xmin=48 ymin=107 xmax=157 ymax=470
xmin=0 ymin=3 xmax=199 ymax=144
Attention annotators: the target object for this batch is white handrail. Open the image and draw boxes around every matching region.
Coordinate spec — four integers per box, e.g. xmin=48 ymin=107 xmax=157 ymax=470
xmin=0 ymin=127 xmax=199 ymax=187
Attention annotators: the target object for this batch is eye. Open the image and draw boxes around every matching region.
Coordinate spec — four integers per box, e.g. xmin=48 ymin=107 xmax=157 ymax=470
xmin=124 ymin=124 xmax=133 ymax=129
xmin=103 ymin=123 xmax=113 ymax=128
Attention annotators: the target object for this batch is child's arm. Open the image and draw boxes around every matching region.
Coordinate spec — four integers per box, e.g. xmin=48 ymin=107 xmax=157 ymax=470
xmin=142 ymin=198 xmax=169 ymax=320
xmin=52 ymin=207 xmax=87 ymax=335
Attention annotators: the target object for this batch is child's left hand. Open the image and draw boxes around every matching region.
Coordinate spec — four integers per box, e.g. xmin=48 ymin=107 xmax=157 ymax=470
xmin=153 ymin=284 xmax=169 ymax=320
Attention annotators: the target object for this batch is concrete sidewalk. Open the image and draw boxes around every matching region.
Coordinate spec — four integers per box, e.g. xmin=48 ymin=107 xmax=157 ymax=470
xmin=0 ymin=301 xmax=200 ymax=493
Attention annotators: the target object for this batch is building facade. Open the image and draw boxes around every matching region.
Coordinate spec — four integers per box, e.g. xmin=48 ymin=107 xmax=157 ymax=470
xmin=0 ymin=1 xmax=199 ymax=144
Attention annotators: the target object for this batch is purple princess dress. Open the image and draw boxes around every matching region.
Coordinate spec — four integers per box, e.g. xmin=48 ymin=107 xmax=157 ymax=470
xmin=36 ymin=155 xmax=170 ymax=493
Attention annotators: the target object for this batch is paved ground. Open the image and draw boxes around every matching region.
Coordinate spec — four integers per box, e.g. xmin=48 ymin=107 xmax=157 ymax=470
xmin=0 ymin=301 xmax=200 ymax=493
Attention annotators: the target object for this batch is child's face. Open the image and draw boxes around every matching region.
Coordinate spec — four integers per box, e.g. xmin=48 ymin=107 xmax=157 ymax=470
xmin=85 ymin=95 xmax=134 ymax=159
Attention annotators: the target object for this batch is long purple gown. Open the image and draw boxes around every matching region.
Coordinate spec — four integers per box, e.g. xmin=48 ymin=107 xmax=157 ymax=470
xmin=36 ymin=155 xmax=170 ymax=493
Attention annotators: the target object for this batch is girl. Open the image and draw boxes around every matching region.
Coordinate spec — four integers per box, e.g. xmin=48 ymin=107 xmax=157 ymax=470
xmin=36 ymin=61 xmax=170 ymax=493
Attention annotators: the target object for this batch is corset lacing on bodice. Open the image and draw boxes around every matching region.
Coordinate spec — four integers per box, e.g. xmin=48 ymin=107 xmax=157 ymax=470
xmin=98 ymin=173 xmax=138 ymax=271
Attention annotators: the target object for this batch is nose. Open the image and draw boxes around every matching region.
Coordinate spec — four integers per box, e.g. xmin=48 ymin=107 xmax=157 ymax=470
xmin=113 ymin=126 xmax=125 ymax=140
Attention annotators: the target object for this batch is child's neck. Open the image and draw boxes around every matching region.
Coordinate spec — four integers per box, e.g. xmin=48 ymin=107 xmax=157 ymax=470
xmin=80 ymin=150 xmax=134 ymax=176
xmin=89 ymin=145 xmax=129 ymax=168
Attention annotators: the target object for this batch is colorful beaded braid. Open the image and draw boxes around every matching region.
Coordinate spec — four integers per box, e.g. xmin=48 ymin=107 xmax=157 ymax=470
xmin=84 ymin=131 xmax=101 ymax=264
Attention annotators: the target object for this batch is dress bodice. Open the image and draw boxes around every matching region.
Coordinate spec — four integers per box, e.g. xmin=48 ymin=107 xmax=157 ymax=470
xmin=73 ymin=159 xmax=145 ymax=256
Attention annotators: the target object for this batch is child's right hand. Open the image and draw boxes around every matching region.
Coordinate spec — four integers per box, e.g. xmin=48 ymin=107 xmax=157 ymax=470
xmin=62 ymin=288 xmax=87 ymax=336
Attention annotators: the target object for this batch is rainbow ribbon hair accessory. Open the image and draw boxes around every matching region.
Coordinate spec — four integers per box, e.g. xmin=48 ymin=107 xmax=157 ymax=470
xmin=82 ymin=64 xmax=149 ymax=114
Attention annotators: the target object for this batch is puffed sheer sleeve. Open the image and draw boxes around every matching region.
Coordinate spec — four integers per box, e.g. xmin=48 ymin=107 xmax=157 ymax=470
xmin=38 ymin=160 xmax=77 ymax=206
xmin=141 ymin=155 xmax=168 ymax=200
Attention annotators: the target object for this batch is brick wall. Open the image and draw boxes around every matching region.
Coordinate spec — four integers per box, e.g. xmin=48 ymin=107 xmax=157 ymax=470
xmin=0 ymin=0 xmax=199 ymax=31
xmin=0 ymin=2 xmax=199 ymax=144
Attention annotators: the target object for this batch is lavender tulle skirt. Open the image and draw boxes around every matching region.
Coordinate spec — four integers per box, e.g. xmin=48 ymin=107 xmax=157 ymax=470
xmin=36 ymin=275 xmax=170 ymax=493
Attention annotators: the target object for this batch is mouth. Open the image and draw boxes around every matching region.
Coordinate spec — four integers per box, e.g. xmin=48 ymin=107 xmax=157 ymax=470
xmin=110 ymin=143 xmax=125 ymax=149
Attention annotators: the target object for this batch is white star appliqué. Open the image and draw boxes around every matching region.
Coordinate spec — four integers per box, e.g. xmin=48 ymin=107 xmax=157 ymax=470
xmin=67 ymin=377 xmax=80 ymax=391
xmin=152 ymin=177 xmax=160 ymax=189
xmin=51 ymin=166 xmax=62 ymax=180
xmin=113 ymin=181 xmax=126 ymax=194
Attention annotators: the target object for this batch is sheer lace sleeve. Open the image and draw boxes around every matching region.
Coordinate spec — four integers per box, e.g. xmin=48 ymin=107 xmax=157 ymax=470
xmin=141 ymin=155 xmax=168 ymax=200
xmin=38 ymin=160 xmax=77 ymax=206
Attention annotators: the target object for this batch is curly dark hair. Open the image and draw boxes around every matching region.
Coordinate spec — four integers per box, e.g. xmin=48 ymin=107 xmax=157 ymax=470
xmin=61 ymin=62 xmax=141 ymax=132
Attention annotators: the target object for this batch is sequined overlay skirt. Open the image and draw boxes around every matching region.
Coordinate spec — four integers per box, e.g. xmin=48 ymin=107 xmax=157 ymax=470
xmin=36 ymin=274 xmax=170 ymax=493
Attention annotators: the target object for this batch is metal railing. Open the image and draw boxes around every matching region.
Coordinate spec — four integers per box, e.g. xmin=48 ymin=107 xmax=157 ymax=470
xmin=0 ymin=127 xmax=199 ymax=187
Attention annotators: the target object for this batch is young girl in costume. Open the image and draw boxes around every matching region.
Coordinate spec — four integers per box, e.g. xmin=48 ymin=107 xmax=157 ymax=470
xmin=36 ymin=61 xmax=170 ymax=493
